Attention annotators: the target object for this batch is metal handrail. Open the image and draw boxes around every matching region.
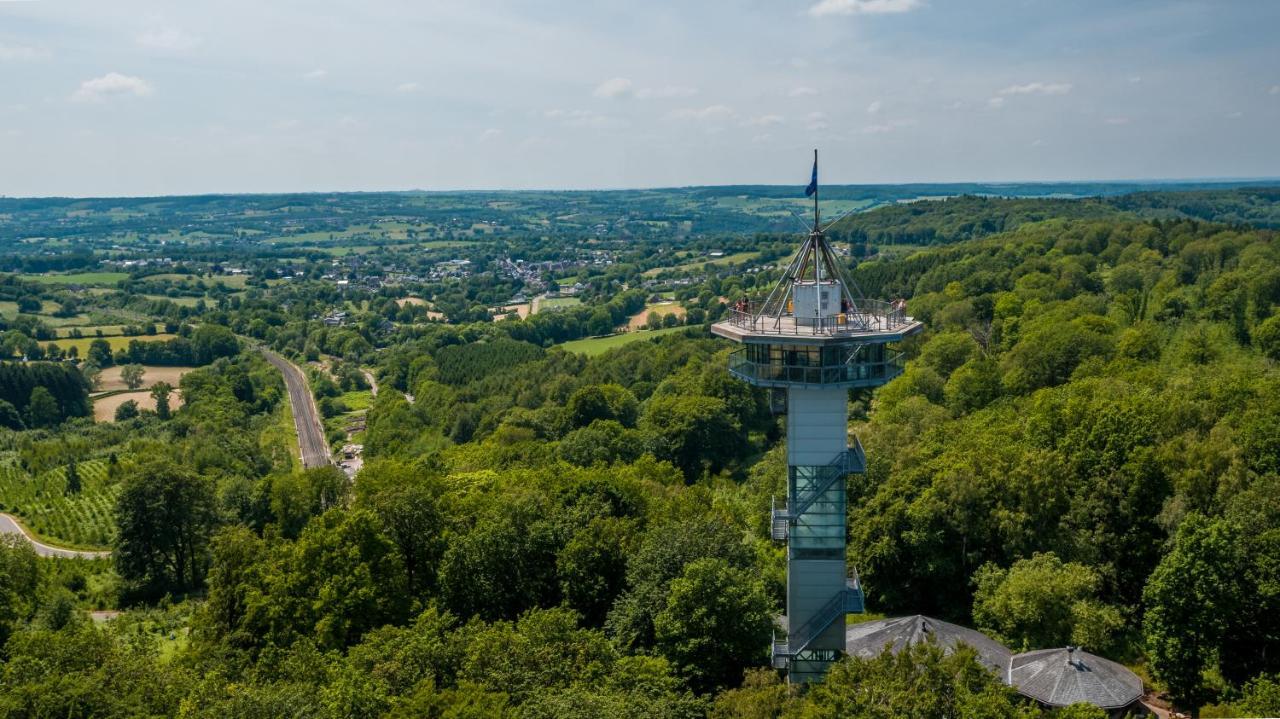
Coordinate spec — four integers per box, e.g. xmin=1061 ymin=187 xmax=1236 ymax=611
xmin=777 ymin=572 xmax=865 ymax=660
xmin=722 ymin=298 xmax=909 ymax=336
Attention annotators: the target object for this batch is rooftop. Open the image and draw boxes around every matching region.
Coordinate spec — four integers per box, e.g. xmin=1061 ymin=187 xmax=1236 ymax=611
xmin=845 ymin=615 xmax=1013 ymax=675
xmin=1008 ymin=647 xmax=1143 ymax=710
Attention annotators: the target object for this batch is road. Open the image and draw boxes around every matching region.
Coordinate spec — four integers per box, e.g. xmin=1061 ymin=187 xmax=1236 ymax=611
xmin=0 ymin=513 xmax=111 ymax=559
xmin=260 ymin=348 xmax=332 ymax=469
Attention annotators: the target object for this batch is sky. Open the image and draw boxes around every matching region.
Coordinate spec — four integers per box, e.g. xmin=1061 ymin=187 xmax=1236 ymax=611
xmin=0 ymin=0 xmax=1277 ymax=196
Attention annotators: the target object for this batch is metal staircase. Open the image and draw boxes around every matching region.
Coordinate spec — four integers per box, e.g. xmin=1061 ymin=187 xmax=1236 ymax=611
xmin=769 ymin=440 xmax=865 ymax=539
xmin=772 ymin=572 xmax=865 ymax=669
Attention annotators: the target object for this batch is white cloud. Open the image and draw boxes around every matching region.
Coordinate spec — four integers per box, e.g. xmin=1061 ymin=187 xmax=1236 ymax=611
xmin=1227 ymin=111 xmax=1244 ymax=119
xmin=866 ymin=100 xmax=882 ymax=114
xmin=396 ymin=82 xmax=420 ymax=93
xmin=303 ymin=69 xmax=328 ymax=81
xmin=1031 ymin=139 xmax=1044 ymax=147
xmin=544 ymin=109 xmax=623 ymax=129
xmin=593 ymin=77 xmax=633 ymax=99
xmin=1104 ymin=116 xmax=1130 ymax=125
xmin=634 ymin=85 xmax=698 ymax=99
xmin=751 ymin=133 xmax=773 ymax=144
xmin=809 ymin=0 xmax=921 ymax=17
xmin=998 ymin=81 xmax=1073 ymax=96
xmin=478 ymin=128 xmax=502 ymax=142
xmin=0 ymin=42 xmax=50 ymax=62
xmin=1129 ymin=76 xmax=1143 ymax=83
xmin=744 ymin=114 xmax=785 ymax=127
xmin=863 ymin=118 xmax=916 ymax=134
xmin=1270 ymin=85 xmax=1280 ymax=95
xmin=668 ymin=104 xmax=734 ymax=121
xmin=804 ymin=111 xmax=828 ymax=131
xmin=943 ymin=100 xmax=964 ymax=110
xmin=789 ymin=86 xmax=819 ymax=97
xmin=137 ymin=27 xmax=201 ymax=51
xmin=987 ymin=96 xmax=1005 ymax=109
xmin=71 ymin=73 xmax=154 ymax=103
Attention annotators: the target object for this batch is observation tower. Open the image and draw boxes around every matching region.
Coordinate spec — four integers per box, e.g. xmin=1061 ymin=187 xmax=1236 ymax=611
xmin=711 ymin=151 xmax=922 ymax=683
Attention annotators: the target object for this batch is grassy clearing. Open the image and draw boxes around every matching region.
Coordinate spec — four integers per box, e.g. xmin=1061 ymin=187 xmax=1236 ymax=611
xmin=559 ymin=326 xmax=689 ymax=356
xmin=55 ymin=325 xmax=128 ymax=338
xmin=0 ymin=459 xmax=118 ymax=548
xmin=536 ymin=296 xmax=582 ymax=313
xmin=19 ymin=272 xmax=130 ymax=286
xmin=338 ymin=390 xmax=374 ymax=412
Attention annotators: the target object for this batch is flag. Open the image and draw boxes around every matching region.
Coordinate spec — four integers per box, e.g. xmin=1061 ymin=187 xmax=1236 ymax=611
xmin=804 ymin=155 xmax=818 ymax=197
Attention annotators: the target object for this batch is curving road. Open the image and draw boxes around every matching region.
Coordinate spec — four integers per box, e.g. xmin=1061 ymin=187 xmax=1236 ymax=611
xmin=0 ymin=513 xmax=111 ymax=559
xmin=260 ymin=348 xmax=332 ymax=469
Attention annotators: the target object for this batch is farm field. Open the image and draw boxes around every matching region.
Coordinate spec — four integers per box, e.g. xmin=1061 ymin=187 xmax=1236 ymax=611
xmin=642 ymin=250 xmax=762 ymax=277
xmin=627 ymin=301 xmax=685 ymax=330
xmin=19 ymin=272 xmax=130 ymax=286
xmin=558 ymin=325 xmax=689 ymax=356
xmin=44 ymin=333 xmax=177 ymax=356
xmin=93 ymin=389 xmax=185 ymax=422
xmin=0 ymin=459 xmax=118 ymax=548
xmin=96 ymin=365 xmax=195 ymax=392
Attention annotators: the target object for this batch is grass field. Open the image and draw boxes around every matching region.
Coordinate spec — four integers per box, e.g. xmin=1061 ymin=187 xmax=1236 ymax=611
xmin=19 ymin=272 xmax=130 ymax=286
xmin=93 ymin=389 xmax=185 ymax=422
xmin=0 ymin=459 xmax=118 ymax=548
xmin=627 ymin=302 xmax=686 ymax=330
xmin=55 ymin=325 xmax=128 ymax=339
xmin=559 ymin=326 xmax=689 ymax=356
xmin=338 ymin=390 xmax=374 ymax=412
xmin=536 ymin=296 xmax=582 ymax=313
xmin=44 ymin=333 xmax=177 ymax=356
xmin=96 ymin=365 xmax=195 ymax=392
xmin=643 ymin=251 xmax=761 ymax=277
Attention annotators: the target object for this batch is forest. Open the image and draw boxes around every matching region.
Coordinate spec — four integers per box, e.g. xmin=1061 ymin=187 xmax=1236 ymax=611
xmin=1 ymin=192 xmax=1280 ymax=717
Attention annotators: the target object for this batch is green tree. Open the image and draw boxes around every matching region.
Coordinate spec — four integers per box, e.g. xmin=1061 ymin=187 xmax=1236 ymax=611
xmin=653 ymin=557 xmax=773 ymax=693
xmin=557 ymin=516 xmax=634 ymax=627
xmin=943 ymin=357 xmax=1002 ymax=415
xmin=1255 ymin=315 xmax=1280 ymax=362
xmin=87 ymin=337 xmax=114 ymax=367
xmin=114 ymin=458 xmax=219 ymax=600
xmin=797 ymin=641 xmax=1024 ymax=719
xmin=114 ymin=398 xmax=140 ymax=421
xmin=25 ymin=385 xmax=59 ymax=428
xmin=0 ymin=535 xmax=39 ymax=648
xmin=120 ymin=363 xmax=146 ymax=390
xmin=1144 ymin=515 xmax=1249 ymax=711
xmin=639 ymin=394 xmax=744 ymax=479
xmin=65 ymin=458 xmax=81 ymax=495
xmin=0 ymin=399 xmax=24 ymax=430
xmin=972 ymin=552 xmax=1123 ymax=653
xmin=150 ymin=380 xmax=173 ymax=419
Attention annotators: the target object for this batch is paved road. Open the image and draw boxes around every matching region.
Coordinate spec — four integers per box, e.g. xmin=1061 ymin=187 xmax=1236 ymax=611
xmin=260 ymin=349 xmax=332 ymax=469
xmin=0 ymin=513 xmax=111 ymax=559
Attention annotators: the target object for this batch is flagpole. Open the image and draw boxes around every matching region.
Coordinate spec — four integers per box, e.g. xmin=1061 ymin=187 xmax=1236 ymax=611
xmin=812 ymin=148 xmax=820 ymax=233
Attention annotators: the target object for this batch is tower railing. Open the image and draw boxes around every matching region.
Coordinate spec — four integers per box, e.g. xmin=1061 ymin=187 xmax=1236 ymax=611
xmin=723 ymin=298 xmax=909 ymax=336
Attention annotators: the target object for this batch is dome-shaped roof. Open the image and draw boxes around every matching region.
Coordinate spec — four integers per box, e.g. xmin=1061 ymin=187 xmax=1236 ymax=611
xmin=845 ymin=615 xmax=1013 ymax=675
xmin=1008 ymin=647 xmax=1143 ymax=709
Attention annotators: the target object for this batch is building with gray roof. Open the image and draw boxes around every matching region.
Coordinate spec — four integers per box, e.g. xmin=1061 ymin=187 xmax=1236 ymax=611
xmin=1008 ymin=646 xmax=1143 ymax=711
xmin=845 ymin=614 xmax=1014 ymax=675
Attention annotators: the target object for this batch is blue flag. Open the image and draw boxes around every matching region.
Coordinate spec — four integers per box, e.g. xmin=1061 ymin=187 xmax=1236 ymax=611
xmin=804 ymin=156 xmax=817 ymax=197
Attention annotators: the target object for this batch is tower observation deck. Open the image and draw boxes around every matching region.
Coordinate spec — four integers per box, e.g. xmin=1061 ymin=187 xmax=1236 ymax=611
xmin=711 ymin=151 xmax=922 ymax=683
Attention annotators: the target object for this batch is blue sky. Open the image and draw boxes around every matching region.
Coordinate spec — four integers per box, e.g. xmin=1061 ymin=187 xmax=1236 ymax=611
xmin=0 ymin=0 xmax=1276 ymax=196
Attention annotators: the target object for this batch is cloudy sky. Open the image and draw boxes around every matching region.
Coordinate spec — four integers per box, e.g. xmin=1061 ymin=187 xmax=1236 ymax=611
xmin=0 ymin=0 xmax=1277 ymax=196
